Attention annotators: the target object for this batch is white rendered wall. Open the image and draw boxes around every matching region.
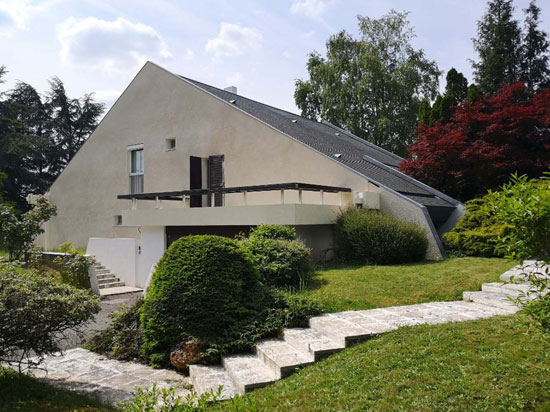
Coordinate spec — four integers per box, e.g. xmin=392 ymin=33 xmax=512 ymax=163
xmin=86 ymin=238 xmax=137 ymax=286
xmin=137 ymin=226 xmax=166 ymax=289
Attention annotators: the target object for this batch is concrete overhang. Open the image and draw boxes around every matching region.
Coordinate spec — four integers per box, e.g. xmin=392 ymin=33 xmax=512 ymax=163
xmin=122 ymin=204 xmax=341 ymax=227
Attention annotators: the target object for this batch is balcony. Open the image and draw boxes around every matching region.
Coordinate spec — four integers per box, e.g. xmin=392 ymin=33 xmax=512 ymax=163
xmin=117 ymin=182 xmax=353 ymax=227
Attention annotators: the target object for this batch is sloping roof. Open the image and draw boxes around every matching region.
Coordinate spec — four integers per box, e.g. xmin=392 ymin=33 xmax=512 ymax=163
xmin=182 ymin=77 xmax=456 ymax=209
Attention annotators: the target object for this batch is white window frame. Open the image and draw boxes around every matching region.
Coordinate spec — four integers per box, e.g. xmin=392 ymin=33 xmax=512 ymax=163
xmin=128 ymin=144 xmax=144 ymax=194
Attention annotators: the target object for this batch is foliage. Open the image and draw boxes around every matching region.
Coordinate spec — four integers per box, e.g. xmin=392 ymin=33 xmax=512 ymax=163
xmin=207 ymin=315 xmax=550 ymax=411
xmin=242 ymin=237 xmax=312 ymax=288
xmin=249 ymin=224 xmax=297 ymax=241
xmin=118 ymin=383 xmax=221 ymax=412
xmin=445 ymin=68 xmax=469 ymax=104
xmin=0 ymin=196 xmax=57 ymax=260
xmin=0 ymin=366 xmax=112 ymax=412
xmin=401 ymin=82 xmax=550 ymax=201
xmin=301 ymin=257 xmax=513 ymax=312
xmin=335 ymin=208 xmax=428 ymax=265
xmin=53 ymin=253 xmax=94 ymax=289
xmin=472 ymin=0 xmax=522 ymax=95
xmin=118 ymin=384 xmax=262 ymax=412
xmin=141 ymin=235 xmax=264 ymax=367
xmin=513 ymin=263 xmax=550 ymax=333
xmin=444 ymin=197 xmax=513 ymax=257
xmin=56 ymin=241 xmax=75 ymax=253
xmin=520 ymin=0 xmax=550 ymax=92
xmin=86 ymin=300 xmax=144 ymax=361
xmin=485 ymin=174 xmax=550 ymax=260
xmin=0 ymin=265 xmax=101 ymax=372
xmin=0 ymin=67 xmax=104 ymax=210
xmin=294 ymin=10 xmax=440 ymax=156
xmin=202 ymin=288 xmax=321 ymax=363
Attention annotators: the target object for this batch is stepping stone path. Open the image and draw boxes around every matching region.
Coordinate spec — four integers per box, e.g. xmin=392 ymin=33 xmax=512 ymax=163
xmin=23 ymin=261 xmax=547 ymax=405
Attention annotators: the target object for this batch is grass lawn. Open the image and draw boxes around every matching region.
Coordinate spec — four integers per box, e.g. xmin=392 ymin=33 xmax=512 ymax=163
xmin=0 ymin=367 xmax=113 ymax=412
xmin=302 ymin=257 xmax=516 ymax=312
xmin=212 ymin=314 xmax=550 ymax=411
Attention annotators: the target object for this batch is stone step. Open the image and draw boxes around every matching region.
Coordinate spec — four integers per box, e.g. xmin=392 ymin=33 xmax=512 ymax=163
xmin=97 ymin=277 xmax=119 ymax=285
xmin=95 ymin=268 xmax=111 ymax=274
xmin=188 ymin=365 xmax=238 ymax=400
xmin=283 ymin=328 xmax=344 ymax=361
xmin=222 ymin=354 xmax=277 ymax=393
xmin=100 ymin=286 xmax=143 ymax=300
xmin=309 ymin=315 xmax=374 ymax=347
xmin=98 ymin=281 xmax=125 ymax=289
xmin=462 ymin=291 xmax=519 ymax=311
xmin=500 ymin=264 xmax=550 ymax=283
xmin=96 ymin=273 xmax=116 ymax=280
xmin=255 ymin=339 xmax=314 ymax=379
xmin=481 ymin=282 xmax=531 ymax=298
xmin=94 ymin=265 xmax=105 ymax=270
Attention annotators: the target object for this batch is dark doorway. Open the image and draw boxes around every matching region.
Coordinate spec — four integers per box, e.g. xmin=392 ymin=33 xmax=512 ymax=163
xmin=189 ymin=156 xmax=202 ymax=207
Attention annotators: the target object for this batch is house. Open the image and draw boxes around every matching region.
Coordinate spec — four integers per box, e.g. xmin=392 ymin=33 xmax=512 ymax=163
xmin=36 ymin=61 xmax=463 ymax=291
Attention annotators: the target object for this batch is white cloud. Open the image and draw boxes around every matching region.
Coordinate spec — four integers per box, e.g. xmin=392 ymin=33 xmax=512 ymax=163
xmin=183 ymin=48 xmax=195 ymax=61
xmin=290 ymin=0 xmax=338 ymax=21
xmin=58 ymin=17 xmax=172 ymax=74
xmin=225 ymin=72 xmax=242 ymax=87
xmin=0 ymin=0 xmax=29 ymax=31
xmin=205 ymin=22 xmax=262 ymax=57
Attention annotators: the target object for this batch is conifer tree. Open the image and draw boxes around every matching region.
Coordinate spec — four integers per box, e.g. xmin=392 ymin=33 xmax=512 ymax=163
xmin=472 ymin=0 xmax=522 ymax=95
xmin=520 ymin=0 xmax=550 ymax=91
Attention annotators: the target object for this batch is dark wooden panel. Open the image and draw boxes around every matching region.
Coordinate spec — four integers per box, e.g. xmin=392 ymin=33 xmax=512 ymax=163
xmin=207 ymin=155 xmax=224 ymax=207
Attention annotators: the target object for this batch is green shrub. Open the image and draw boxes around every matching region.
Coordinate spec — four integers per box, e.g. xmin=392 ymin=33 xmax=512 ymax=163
xmin=0 ymin=196 xmax=57 ymax=261
xmin=0 ymin=264 xmax=101 ymax=371
xmin=53 ymin=253 xmax=93 ymax=289
xmin=444 ymin=197 xmax=513 ymax=257
xmin=202 ymin=288 xmax=321 ymax=363
xmin=249 ymin=224 xmax=297 ymax=241
xmin=140 ymin=235 xmax=265 ymax=367
xmin=335 ymin=208 xmax=428 ymax=264
xmin=86 ymin=299 xmax=143 ymax=361
xmin=242 ymin=237 xmax=312 ymax=288
xmin=56 ymin=241 xmax=75 ymax=253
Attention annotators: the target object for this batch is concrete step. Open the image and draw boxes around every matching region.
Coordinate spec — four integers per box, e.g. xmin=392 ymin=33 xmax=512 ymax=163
xmin=309 ymin=315 xmax=374 ymax=347
xmin=93 ymin=265 xmax=105 ymax=270
xmin=100 ymin=286 xmax=143 ymax=300
xmin=222 ymin=354 xmax=277 ymax=393
xmin=255 ymin=339 xmax=314 ymax=379
xmin=96 ymin=273 xmax=116 ymax=280
xmin=95 ymin=268 xmax=111 ymax=274
xmin=98 ymin=281 xmax=125 ymax=289
xmin=462 ymin=291 xmax=519 ymax=311
xmin=188 ymin=365 xmax=238 ymax=400
xmin=481 ymin=282 xmax=531 ymax=298
xmin=500 ymin=263 xmax=550 ymax=282
xmin=283 ymin=328 xmax=344 ymax=361
xmin=97 ymin=277 xmax=119 ymax=285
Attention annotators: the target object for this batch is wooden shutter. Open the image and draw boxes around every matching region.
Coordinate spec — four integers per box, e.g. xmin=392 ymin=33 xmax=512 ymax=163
xmin=208 ymin=155 xmax=224 ymax=207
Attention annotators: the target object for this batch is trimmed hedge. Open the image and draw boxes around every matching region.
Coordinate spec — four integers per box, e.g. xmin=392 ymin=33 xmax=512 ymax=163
xmin=335 ymin=208 xmax=428 ymax=264
xmin=243 ymin=237 xmax=312 ymax=288
xmin=444 ymin=197 xmax=513 ymax=257
xmin=140 ymin=235 xmax=264 ymax=367
xmin=249 ymin=224 xmax=297 ymax=241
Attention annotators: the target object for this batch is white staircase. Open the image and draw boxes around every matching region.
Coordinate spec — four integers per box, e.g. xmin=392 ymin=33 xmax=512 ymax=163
xmin=189 ymin=301 xmax=518 ymax=400
xmin=93 ymin=262 xmax=143 ymax=299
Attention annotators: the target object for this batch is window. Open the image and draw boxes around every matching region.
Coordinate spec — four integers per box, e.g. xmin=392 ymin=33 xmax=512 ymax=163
xmin=166 ymin=138 xmax=176 ymax=151
xmin=113 ymin=215 xmax=122 ymax=226
xmin=130 ymin=148 xmax=144 ymax=194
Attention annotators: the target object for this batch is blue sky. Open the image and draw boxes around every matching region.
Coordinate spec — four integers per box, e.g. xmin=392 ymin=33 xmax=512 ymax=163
xmin=0 ymin=0 xmax=548 ymax=114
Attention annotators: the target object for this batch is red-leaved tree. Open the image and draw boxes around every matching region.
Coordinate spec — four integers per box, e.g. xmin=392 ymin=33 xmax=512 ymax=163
xmin=400 ymin=82 xmax=550 ymax=201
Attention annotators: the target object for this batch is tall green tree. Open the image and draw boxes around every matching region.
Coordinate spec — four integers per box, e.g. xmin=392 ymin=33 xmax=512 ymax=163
xmin=0 ymin=67 xmax=104 ymax=210
xmin=418 ymin=98 xmax=431 ymax=125
xmin=445 ymin=68 xmax=469 ymax=104
xmin=520 ymin=0 xmax=550 ymax=91
xmin=472 ymin=0 xmax=522 ymax=95
xmin=294 ymin=10 xmax=440 ymax=156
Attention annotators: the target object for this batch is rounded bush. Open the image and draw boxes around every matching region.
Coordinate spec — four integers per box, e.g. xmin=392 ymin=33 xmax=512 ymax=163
xmin=335 ymin=208 xmax=428 ymax=264
xmin=249 ymin=224 xmax=297 ymax=241
xmin=243 ymin=237 xmax=312 ymax=288
xmin=140 ymin=235 xmax=263 ymax=367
